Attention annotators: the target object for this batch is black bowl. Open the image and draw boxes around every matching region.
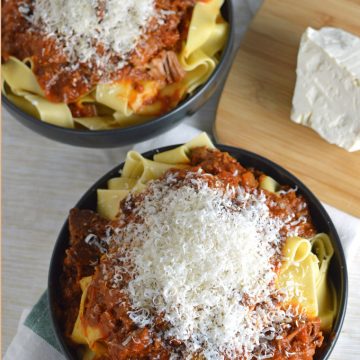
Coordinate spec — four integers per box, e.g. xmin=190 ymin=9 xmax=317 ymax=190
xmin=2 ymin=1 xmax=235 ymax=148
xmin=48 ymin=144 xmax=348 ymax=360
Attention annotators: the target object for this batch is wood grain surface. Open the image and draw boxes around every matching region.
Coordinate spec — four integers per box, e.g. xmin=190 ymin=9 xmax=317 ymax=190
xmin=215 ymin=0 xmax=360 ymax=217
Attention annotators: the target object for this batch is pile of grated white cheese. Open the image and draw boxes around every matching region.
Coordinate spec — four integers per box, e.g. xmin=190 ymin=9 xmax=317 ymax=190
xmin=106 ymin=172 xmax=295 ymax=359
xmin=19 ymin=0 xmax=156 ymax=68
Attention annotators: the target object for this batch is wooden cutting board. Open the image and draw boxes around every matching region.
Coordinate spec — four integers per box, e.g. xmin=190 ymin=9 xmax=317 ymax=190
xmin=215 ymin=0 xmax=360 ymax=218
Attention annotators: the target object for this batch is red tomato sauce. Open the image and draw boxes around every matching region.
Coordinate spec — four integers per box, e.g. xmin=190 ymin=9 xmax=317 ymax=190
xmin=58 ymin=148 xmax=323 ymax=359
xmin=2 ymin=0 xmax=196 ymax=109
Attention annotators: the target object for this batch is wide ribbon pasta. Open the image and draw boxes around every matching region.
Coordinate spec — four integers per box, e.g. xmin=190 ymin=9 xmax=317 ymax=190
xmin=97 ymin=152 xmax=184 ymax=219
xmin=2 ymin=57 xmax=74 ymax=128
xmin=259 ymin=176 xmax=336 ymax=329
xmin=153 ymin=132 xmax=215 ymax=164
xmin=311 ymin=233 xmax=337 ymax=331
xmin=2 ymin=0 xmax=228 ymax=130
xmin=71 ymin=276 xmax=107 ymax=358
xmin=179 ymin=0 xmax=228 ymax=93
xmin=72 ymin=134 xmax=337 ymax=360
xmin=259 ymin=175 xmax=281 ymax=193
xmin=277 ymin=234 xmax=336 ymax=330
xmin=97 ymin=133 xmax=213 ymax=219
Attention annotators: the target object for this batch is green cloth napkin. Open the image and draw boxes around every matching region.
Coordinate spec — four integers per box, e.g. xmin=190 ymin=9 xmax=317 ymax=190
xmin=24 ymin=291 xmax=61 ymax=353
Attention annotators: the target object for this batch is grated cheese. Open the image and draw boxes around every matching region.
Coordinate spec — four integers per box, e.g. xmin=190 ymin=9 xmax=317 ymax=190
xmin=105 ymin=172 xmax=297 ymax=359
xmin=20 ymin=0 xmax=156 ymax=69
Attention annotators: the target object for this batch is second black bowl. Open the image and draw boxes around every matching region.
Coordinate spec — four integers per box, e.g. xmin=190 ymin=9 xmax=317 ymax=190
xmin=2 ymin=1 xmax=235 ymax=148
xmin=48 ymin=144 xmax=348 ymax=360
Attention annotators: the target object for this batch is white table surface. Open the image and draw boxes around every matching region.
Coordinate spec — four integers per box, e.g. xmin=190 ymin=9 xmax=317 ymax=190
xmin=2 ymin=0 xmax=360 ymax=358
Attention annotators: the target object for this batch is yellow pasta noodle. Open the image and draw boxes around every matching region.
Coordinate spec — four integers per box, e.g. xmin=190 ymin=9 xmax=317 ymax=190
xmin=95 ymin=82 xmax=133 ymax=116
xmin=107 ymin=177 xmax=137 ymax=191
xmin=3 ymin=92 xmax=40 ymax=119
xmin=259 ymin=175 xmax=280 ymax=193
xmin=71 ymin=276 xmax=97 ymax=345
xmin=97 ymin=151 xmax=188 ymax=219
xmin=71 ymin=276 xmax=106 ymax=357
xmin=74 ymin=116 xmax=120 ymax=131
xmin=277 ymin=234 xmax=336 ymax=329
xmin=311 ymin=233 xmax=337 ymax=331
xmin=154 ymin=132 xmax=215 ymax=164
xmin=2 ymin=57 xmax=74 ymax=128
xmin=2 ymin=0 xmax=228 ymax=130
xmin=2 ymin=57 xmax=44 ymax=96
xmin=183 ymin=0 xmax=224 ymax=58
xmin=71 ymin=277 xmax=91 ymax=345
xmin=97 ymin=189 xmax=130 ymax=220
xmin=179 ymin=0 xmax=227 ymax=93
xmin=69 ymin=136 xmax=337 ymax=359
xmin=121 ymin=151 xmax=186 ymax=188
xmin=97 ymin=133 xmax=215 ymax=219
xmin=19 ymin=93 xmax=74 ymax=128
xmin=277 ymin=237 xmax=318 ymax=316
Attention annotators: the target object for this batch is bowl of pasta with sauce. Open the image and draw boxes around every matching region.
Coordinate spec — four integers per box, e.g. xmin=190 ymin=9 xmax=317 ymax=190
xmin=2 ymin=0 xmax=235 ymax=147
xmin=49 ymin=133 xmax=347 ymax=360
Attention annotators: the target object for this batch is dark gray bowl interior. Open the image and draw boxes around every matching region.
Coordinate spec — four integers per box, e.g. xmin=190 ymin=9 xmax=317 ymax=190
xmin=2 ymin=1 xmax=235 ymax=148
xmin=48 ymin=144 xmax=348 ymax=360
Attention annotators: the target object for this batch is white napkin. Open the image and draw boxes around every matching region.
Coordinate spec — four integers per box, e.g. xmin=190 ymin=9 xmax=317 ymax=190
xmin=5 ymin=311 xmax=62 ymax=360
xmin=323 ymin=204 xmax=360 ymax=266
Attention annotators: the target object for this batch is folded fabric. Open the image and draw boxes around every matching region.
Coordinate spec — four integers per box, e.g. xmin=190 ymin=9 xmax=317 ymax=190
xmin=323 ymin=203 xmax=360 ymax=267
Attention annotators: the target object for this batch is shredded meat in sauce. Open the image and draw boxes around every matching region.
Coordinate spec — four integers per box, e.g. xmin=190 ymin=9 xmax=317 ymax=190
xmin=59 ymin=148 xmax=324 ymax=359
xmin=2 ymin=0 xmax=195 ymax=111
xmin=59 ymin=209 xmax=109 ymax=337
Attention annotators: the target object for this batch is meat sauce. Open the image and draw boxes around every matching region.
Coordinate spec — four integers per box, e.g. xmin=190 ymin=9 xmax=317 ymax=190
xmin=59 ymin=148 xmax=323 ymax=359
xmin=2 ymin=0 xmax=196 ymax=114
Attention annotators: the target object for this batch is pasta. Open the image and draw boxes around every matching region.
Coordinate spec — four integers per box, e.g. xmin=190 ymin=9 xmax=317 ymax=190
xmin=2 ymin=0 xmax=228 ymax=130
xmin=97 ymin=150 xmax=189 ymax=219
xmin=259 ymin=175 xmax=281 ymax=193
xmin=260 ymin=175 xmax=336 ymax=329
xmin=2 ymin=57 xmax=74 ymax=128
xmin=277 ymin=234 xmax=336 ymax=328
xmin=58 ymin=133 xmax=336 ymax=359
xmin=311 ymin=233 xmax=337 ymax=331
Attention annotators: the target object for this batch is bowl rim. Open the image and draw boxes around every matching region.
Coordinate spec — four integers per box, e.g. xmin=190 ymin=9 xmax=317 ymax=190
xmin=48 ymin=143 xmax=348 ymax=360
xmin=2 ymin=0 xmax=235 ymax=136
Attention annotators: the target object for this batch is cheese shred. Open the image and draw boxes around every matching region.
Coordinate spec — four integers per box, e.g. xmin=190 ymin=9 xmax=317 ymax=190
xmin=105 ymin=173 xmax=294 ymax=359
xmin=20 ymin=0 xmax=156 ymax=68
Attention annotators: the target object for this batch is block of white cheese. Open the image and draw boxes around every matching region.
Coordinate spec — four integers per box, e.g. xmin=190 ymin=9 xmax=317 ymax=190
xmin=291 ymin=27 xmax=360 ymax=152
